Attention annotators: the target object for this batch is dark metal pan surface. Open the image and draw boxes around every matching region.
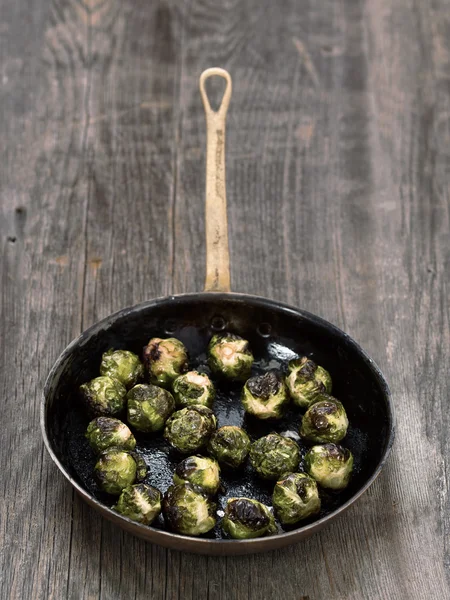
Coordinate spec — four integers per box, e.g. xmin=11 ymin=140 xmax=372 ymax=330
xmin=42 ymin=292 xmax=394 ymax=555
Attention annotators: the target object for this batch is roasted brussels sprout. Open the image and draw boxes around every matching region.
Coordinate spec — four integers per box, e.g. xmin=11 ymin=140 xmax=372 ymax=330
xmin=304 ymin=443 xmax=353 ymax=489
xmin=143 ymin=337 xmax=188 ymax=387
xmin=99 ymin=348 xmax=144 ymax=389
xmin=272 ymin=472 xmax=321 ymax=524
xmin=163 ymin=483 xmax=216 ymax=535
xmin=286 ymin=357 xmax=332 ymax=408
xmin=85 ymin=417 xmax=136 ymax=454
xmin=207 ymin=425 xmax=250 ymax=469
xmin=94 ymin=448 xmax=147 ymax=495
xmin=300 ymin=396 xmax=349 ymax=443
xmin=249 ymin=433 xmax=300 ymax=480
xmin=79 ymin=376 xmax=127 ymax=417
xmin=113 ymin=483 xmax=162 ymax=525
xmin=172 ymin=371 xmax=215 ymax=408
xmin=173 ymin=456 xmax=220 ymax=496
xmin=164 ymin=405 xmax=217 ymax=454
xmin=207 ymin=333 xmax=254 ymax=380
xmin=127 ymin=384 xmax=175 ymax=433
xmin=221 ymin=498 xmax=276 ymax=539
xmin=241 ymin=370 xmax=288 ymax=419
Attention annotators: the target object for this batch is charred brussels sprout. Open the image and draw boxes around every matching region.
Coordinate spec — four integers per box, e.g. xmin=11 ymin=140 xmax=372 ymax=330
xmin=163 ymin=483 xmax=216 ymax=535
xmin=286 ymin=357 xmax=332 ymax=408
xmin=250 ymin=433 xmax=300 ymax=480
xmin=127 ymin=384 xmax=175 ymax=433
xmin=300 ymin=395 xmax=349 ymax=443
xmin=164 ymin=405 xmax=217 ymax=454
xmin=85 ymin=417 xmax=136 ymax=454
xmin=173 ymin=456 xmax=220 ymax=496
xmin=143 ymin=337 xmax=188 ymax=388
xmin=241 ymin=370 xmax=288 ymax=420
xmin=99 ymin=349 xmax=144 ymax=389
xmin=222 ymin=498 xmax=276 ymax=539
xmin=79 ymin=376 xmax=127 ymax=417
xmin=94 ymin=448 xmax=147 ymax=495
xmin=113 ymin=483 xmax=162 ymax=525
xmin=304 ymin=443 xmax=353 ymax=489
xmin=207 ymin=425 xmax=250 ymax=469
xmin=272 ymin=473 xmax=321 ymax=525
xmin=207 ymin=333 xmax=254 ymax=380
xmin=172 ymin=371 xmax=215 ymax=408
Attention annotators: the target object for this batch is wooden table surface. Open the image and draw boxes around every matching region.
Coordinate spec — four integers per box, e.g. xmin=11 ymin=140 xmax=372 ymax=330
xmin=2 ymin=0 xmax=449 ymax=598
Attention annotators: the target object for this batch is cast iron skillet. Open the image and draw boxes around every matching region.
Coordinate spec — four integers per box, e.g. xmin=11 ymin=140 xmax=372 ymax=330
xmin=41 ymin=69 xmax=395 ymax=556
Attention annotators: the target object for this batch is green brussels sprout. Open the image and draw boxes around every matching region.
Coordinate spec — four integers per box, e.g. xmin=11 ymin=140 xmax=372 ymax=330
xmin=299 ymin=395 xmax=349 ymax=443
xmin=221 ymin=498 xmax=276 ymax=539
xmin=99 ymin=348 xmax=144 ymax=389
xmin=113 ymin=483 xmax=162 ymax=525
xmin=79 ymin=376 xmax=127 ymax=417
xmin=85 ymin=417 xmax=136 ymax=454
xmin=143 ymin=337 xmax=188 ymax=387
xmin=127 ymin=384 xmax=175 ymax=433
xmin=272 ymin=472 xmax=321 ymax=525
xmin=304 ymin=443 xmax=353 ymax=489
xmin=172 ymin=371 xmax=215 ymax=408
xmin=94 ymin=448 xmax=147 ymax=495
xmin=163 ymin=483 xmax=217 ymax=535
xmin=207 ymin=333 xmax=254 ymax=380
xmin=207 ymin=425 xmax=251 ymax=469
xmin=173 ymin=456 xmax=220 ymax=496
xmin=241 ymin=370 xmax=288 ymax=420
xmin=286 ymin=357 xmax=332 ymax=408
xmin=164 ymin=405 xmax=217 ymax=454
xmin=249 ymin=433 xmax=300 ymax=480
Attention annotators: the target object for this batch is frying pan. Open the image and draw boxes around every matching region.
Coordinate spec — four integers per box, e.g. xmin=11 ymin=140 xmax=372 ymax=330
xmin=41 ymin=68 xmax=395 ymax=556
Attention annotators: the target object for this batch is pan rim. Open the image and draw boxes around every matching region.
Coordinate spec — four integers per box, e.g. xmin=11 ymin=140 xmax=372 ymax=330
xmin=41 ymin=291 xmax=395 ymax=549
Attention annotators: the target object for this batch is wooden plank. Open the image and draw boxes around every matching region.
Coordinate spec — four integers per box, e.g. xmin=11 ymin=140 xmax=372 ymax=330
xmin=0 ymin=1 xmax=79 ymax=599
xmin=0 ymin=0 xmax=177 ymax=598
xmin=1 ymin=0 xmax=449 ymax=598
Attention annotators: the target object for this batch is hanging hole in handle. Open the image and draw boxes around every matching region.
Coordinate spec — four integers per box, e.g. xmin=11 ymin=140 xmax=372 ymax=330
xmin=200 ymin=68 xmax=232 ymax=118
xmin=204 ymin=76 xmax=227 ymax=112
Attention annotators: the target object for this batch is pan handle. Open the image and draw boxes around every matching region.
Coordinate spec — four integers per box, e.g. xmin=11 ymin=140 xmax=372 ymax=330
xmin=200 ymin=68 xmax=232 ymax=293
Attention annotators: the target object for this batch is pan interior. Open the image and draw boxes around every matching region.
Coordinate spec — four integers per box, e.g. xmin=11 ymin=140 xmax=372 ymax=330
xmin=45 ymin=294 xmax=392 ymax=539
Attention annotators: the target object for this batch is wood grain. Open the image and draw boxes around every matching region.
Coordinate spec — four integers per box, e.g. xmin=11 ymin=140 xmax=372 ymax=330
xmin=1 ymin=0 xmax=449 ymax=598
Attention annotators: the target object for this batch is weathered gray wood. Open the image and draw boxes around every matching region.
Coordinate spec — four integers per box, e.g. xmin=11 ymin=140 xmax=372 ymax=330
xmin=1 ymin=0 xmax=449 ymax=598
